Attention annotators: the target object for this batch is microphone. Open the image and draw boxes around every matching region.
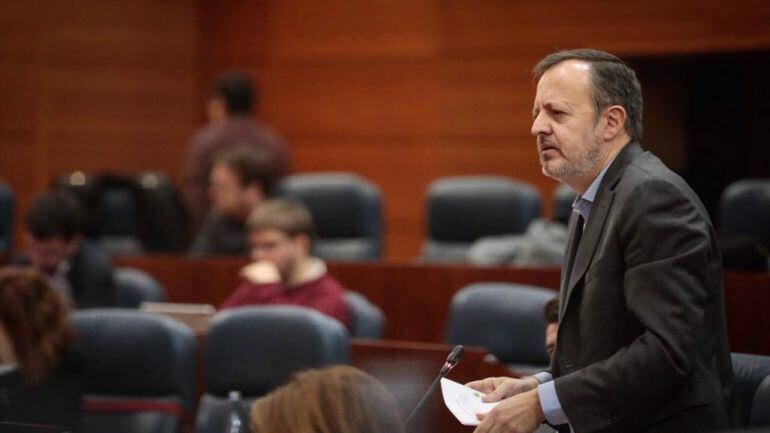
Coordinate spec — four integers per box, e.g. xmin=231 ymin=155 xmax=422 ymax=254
xmin=403 ymin=345 xmax=464 ymax=428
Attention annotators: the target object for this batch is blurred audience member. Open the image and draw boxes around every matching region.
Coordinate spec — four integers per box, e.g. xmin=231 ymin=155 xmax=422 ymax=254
xmin=219 ymin=199 xmax=349 ymax=328
xmin=183 ymin=70 xmax=289 ymax=230
xmin=15 ymin=190 xmax=114 ymax=308
xmin=0 ymin=266 xmax=83 ymax=431
xmin=250 ymin=365 xmax=404 ymax=433
xmin=189 ymin=146 xmax=274 ymax=256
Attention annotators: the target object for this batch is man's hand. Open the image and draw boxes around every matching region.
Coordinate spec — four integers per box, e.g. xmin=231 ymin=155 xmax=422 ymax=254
xmin=240 ymin=261 xmax=281 ymax=284
xmin=473 ymin=388 xmax=544 ymax=433
xmin=466 ymin=376 xmax=540 ymax=402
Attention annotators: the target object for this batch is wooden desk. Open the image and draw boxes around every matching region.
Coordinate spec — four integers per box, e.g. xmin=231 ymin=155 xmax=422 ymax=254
xmin=351 ymin=339 xmax=511 ymax=433
xmin=117 ymin=255 xmax=770 ymax=355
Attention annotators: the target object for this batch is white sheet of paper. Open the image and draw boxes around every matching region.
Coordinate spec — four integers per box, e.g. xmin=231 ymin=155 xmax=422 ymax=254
xmin=440 ymin=378 xmax=500 ymax=426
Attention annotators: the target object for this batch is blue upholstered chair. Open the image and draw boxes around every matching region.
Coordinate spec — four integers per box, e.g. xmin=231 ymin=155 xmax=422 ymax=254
xmin=720 ymin=179 xmax=770 ymax=251
xmin=72 ymin=309 xmax=196 ymax=433
xmin=97 ymin=186 xmax=144 ymax=255
xmin=113 ymin=267 xmax=166 ymax=308
xmin=0 ymin=180 xmax=14 ymax=254
xmin=344 ymin=290 xmax=385 ymax=339
xmin=275 ymin=172 xmax=383 ymax=261
xmin=732 ymin=353 xmax=770 ymax=428
xmin=445 ymin=283 xmax=555 ymax=375
xmin=553 ymin=183 xmax=577 ymax=225
xmin=422 ymin=176 xmax=541 ymax=262
xmin=195 ymin=306 xmax=349 ymax=433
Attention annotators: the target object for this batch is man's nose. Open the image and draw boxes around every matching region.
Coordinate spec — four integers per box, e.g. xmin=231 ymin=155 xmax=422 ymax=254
xmin=531 ymin=112 xmax=549 ymax=137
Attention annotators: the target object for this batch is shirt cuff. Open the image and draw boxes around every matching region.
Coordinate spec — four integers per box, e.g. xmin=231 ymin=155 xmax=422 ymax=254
xmin=537 ymin=380 xmax=570 ymax=426
xmin=532 ymin=371 xmax=553 ymax=384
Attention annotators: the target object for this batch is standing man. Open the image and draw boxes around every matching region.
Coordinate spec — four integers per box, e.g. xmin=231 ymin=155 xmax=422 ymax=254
xmin=467 ymin=49 xmax=736 ymax=433
xmin=183 ymin=70 xmax=289 ymax=231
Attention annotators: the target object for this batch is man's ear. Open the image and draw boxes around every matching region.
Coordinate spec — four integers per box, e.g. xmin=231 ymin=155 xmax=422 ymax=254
xmin=602 ymin=105 xmax=628 ymax=141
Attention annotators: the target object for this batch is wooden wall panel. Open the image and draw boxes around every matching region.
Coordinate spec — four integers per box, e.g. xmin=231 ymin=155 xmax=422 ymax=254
xmin=440 ymin=1 xmax=770 ymax=56
xmin=204 ymin=0 xmax=770 ymax=259
xmin=3 ymin=1 xmax=769 ymax=259
xmin=0 ymin=1 xmax=200 ymax=252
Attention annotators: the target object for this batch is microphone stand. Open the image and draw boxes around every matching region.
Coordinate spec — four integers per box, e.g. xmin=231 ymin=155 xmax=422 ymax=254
xmin=403 ymin=345 xmax=464 ymax=428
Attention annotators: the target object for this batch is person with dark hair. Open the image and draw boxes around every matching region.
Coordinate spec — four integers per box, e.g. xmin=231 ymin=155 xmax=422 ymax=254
xmin=466 ymin=49 xmax=736 ymax=433
xmin=15 ymin=190 xmax=114 ymax=308
xmin=0 ymin=266 xmax=83 ymax=432
xmin=250 ymin=365 xmax=405 ymax=433
xmin=189 ymin=146 xmax=274 ymax=256
xmin=183 ymin=70 xmax=289 ymax=231
xmin=219 ymin=199 xmax=349 ymax=328
xmin=542 ymin=297 xmax=558 ymax=359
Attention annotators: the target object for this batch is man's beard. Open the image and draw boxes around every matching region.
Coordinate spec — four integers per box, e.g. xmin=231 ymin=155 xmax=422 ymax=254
xmin=540 ymin=135 xmax=603 ymax=183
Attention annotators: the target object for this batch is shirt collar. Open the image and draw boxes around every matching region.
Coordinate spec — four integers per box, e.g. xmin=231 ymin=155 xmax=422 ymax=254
xmin=572 ymin=152 xmax=620 ymax=220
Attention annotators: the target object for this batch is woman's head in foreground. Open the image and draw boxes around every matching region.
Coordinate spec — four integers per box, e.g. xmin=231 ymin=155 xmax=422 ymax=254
xmin=250 ymin=364 xmax=405 ymax=433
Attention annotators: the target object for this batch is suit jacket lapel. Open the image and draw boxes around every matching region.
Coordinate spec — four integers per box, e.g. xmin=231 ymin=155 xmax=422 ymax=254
xmin=559 ymin=212 xmax=582 ymax=318
xmin=560 ymin=142 xmax=645 ymax=313
xmin=566 ymin=190 xmax=613 ymax=293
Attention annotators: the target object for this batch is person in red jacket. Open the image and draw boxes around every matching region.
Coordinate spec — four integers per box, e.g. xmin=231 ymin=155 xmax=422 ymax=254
xmin=219 ymin=199 xmax=349 ymax=329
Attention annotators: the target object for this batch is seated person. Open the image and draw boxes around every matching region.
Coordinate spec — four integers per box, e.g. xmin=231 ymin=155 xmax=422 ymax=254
xmin=0 ymin=266 xmax=83 ymax=432
xmin=219 ymin=199 xmax=349 ymax=328
xmin=15 ymin=190 xmax=114 ymax=308
xmin=183 ymin=70 xmax=289 ymax=231
xmin=543 ymin=296 xmax=559 ymax=359
xmin=189 ymin=146 xmax=275 ymax=256
xmin=250 ymin=365 xmax=404 ymax=433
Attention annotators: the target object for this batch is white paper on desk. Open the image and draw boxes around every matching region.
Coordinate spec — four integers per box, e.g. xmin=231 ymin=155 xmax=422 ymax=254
xmin=440 ymin=378 xmax=500 ymax=426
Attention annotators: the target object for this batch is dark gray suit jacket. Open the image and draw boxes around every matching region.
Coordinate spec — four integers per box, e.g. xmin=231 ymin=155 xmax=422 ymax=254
xmin=551 ymin=142 xmax=737 ymax=433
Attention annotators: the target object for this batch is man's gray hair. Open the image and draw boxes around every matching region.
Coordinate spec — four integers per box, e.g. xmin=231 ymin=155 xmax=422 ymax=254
xmin=533 ymin=48 xmax=643 ymax=142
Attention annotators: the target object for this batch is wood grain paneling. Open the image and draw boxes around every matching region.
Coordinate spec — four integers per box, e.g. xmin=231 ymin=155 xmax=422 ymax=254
xmin=115 ymin=256 xmax=770 ymax=356
xmin=0 ymin=1 xmax=200 ymax=252
xmin=201 ymin=0 xmax=770 ymax=259
xmin=3 ymin=1 xmax=769 ymax=259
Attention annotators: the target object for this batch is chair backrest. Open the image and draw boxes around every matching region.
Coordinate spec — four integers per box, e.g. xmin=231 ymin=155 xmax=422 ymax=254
xmin=71 ymin=309 xmax=196 ymax=433
xmin=196 ymin=306 xmax=349 ymax=433
xmin=752 ymin=375 xmax=770 ymax=427
xmin=720 ymin=179 xmax=770 ymax=250
xmin=113 ymin=267 xmax=166 ymax=308
xmin=53 ymin=172 xmax=101 ymax=239
xmin=422 ymin=176 xmax=541 ymax=262
xmin=275 ymin=172 xmax=382 ymax=261
xmin=96 ymin=186 xmax=144 ymax=255
xmin=445 ymin=283 xmax=554 ymax=373
xmin=0 ymin=180 xmax=14 ymax=254
xmin=553 ymin=184 xmax=577 ymax=225
xmin=344 ymin=291 xmax=385 ymax=339
xmin=732 ymin=353 xmax=770 ymax=427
